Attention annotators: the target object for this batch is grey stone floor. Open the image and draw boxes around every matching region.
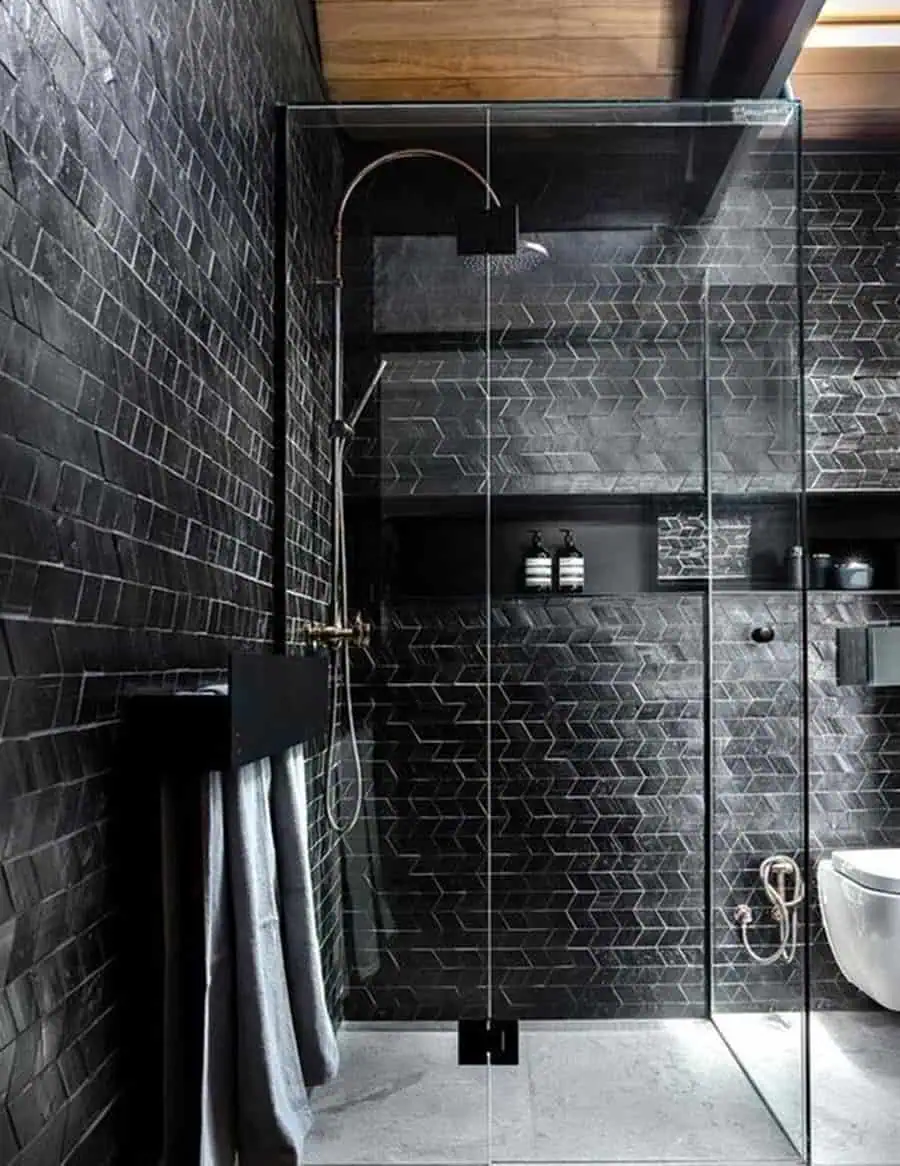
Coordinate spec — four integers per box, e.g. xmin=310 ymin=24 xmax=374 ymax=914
xmin=305 ymin=1020 xmax=798 ymax=1165
xmin=717 ymin=1011 xmax=900 ymax=1166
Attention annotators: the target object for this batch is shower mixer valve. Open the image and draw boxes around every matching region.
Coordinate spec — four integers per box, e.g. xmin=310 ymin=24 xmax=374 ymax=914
xmin=299 ymin=611 xmax=371 ymax=649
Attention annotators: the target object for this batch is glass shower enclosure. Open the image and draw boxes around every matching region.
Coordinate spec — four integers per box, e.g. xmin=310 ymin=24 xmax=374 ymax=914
xmin=282 ymin=100 xmax=807 ymax=1164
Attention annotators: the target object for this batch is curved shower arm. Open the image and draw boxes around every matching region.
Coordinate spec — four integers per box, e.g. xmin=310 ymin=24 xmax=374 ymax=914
xmin=327 ymin=148 xmax=500 ymax=632
xmin=334 ymin=148 xmax=502 ymax=279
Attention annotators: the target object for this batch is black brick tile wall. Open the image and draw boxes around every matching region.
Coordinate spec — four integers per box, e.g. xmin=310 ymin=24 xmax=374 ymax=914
xmin=0 ymin=2 xmax=336 ymax=1163
xmin=285 ymin=116 xmax=347 ymax=1021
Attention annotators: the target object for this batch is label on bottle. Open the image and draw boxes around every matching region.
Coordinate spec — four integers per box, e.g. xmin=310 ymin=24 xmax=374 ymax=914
xmin=525 ymin=556 xmax=553 ymax=590
xmin=557 ymin=559 xmax=585 ymax=591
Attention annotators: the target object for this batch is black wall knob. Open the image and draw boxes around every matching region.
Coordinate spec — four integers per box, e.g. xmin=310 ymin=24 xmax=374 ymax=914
xmin=751 ymin=626 xmax=775 ymax=644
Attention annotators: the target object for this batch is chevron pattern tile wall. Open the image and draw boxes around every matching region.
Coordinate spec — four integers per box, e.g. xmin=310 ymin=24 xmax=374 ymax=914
xmin=708 ymin=286 xmax=801 ymax=494
xmin=803 ymin=151 xmax=900 ymax=1004
xmin=346 ymin=587 xmax=900 ymax=1018
xmin=379 ymin=341 xmax=706 ymax=497
xmin=344 ymin=603 xmax=489 ymax=1021
xmin=490 ymin=596 xmax=706 ymax=1018
xmin=710 ymin=595 xmax=805 ymax=1012
xmin=375 ymin=288 xmax=802 ymax=501
xmin=341 ymin=150 xmax=900 ymax=1022
xmin=806 ymin=153 xmax=900 ymax=490
xmin=695 ymin=585 xmax=900 ymax=1015
xmin=808 ymin=594 xmax=900 ymax=1009
xmin=368 ymin=159 xmax=900 ymax=501
xmin=344 ymin=596 xmax=706 ymax=1021
xmin=657 ymin=510 xmax=751 ymax=581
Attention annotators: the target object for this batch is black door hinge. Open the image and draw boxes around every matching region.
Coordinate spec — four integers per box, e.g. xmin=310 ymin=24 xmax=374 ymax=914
xmin=457 ymin=1018 xmax=519 ymax=1065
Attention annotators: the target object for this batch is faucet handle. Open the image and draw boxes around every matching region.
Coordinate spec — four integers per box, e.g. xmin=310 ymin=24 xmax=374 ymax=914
xmin=298 ymin=614 xmax=371 ymax=648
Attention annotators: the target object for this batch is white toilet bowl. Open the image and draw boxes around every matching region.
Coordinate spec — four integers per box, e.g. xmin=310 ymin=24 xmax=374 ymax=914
xmin=819 ymin=849 xmax=900 ymax=1011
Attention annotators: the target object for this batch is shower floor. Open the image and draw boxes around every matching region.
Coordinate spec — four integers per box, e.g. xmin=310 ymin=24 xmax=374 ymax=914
xmin=718 ymin=1010 xmax=900 ymax=1165
xmin=305 ymin=1019 xmax=798 ymax=1165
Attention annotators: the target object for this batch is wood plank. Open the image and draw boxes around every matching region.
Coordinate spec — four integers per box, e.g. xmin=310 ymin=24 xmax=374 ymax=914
xmin=795 ymin=43 xmax=900 ymax=71
xmin=327 ymin=74 xmax=677 ymax=101
xmin=322 ymin=37 xmax=677 ymax=79
xmin=820 ymin=0 xmax=900 ymax=21
xmin=793 ymin=70 xmax=900 ymax=108
xmin=803 ymin=106 xmax=900 ymax=137
xmin=317 ymin=0 xmax=671 ymax=41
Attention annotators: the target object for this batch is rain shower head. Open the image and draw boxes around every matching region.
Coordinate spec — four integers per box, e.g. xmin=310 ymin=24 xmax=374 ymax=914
xmin=455 ymin=204 xmax=549 ymax=275
xmin=462 ymin=239 xmax=550 ymax=275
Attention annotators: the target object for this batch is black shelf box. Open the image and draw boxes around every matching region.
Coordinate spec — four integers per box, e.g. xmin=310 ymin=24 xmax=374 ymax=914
xmin=125 ymin=650 xmax=330 ymax=774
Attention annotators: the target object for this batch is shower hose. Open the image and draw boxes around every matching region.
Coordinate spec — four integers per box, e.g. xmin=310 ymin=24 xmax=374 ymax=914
xmin=737 ymin=854 xmax=805 ymax=965
xmin=324 ymin=429 xmax=364 ymax=836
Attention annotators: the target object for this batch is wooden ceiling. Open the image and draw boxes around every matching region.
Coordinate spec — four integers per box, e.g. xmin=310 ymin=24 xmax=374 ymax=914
xmin=793 ymin=0 xmax=900 ymax=138
xmin=315 ymin=0 xmax=900 ymax=142
xmin=315 ymin=0 xmax=686 ymax=102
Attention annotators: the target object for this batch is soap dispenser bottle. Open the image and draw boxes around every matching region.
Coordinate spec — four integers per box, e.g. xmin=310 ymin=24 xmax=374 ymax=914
xmin=555 ymin=528 xmax=585 ymax=593
xmin=523 ymin=530 xmax=552 ymax=592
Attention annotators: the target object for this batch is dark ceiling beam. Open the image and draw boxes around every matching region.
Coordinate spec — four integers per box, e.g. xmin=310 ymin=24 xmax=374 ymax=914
xmin=680 ymin=0 xmax=827 ymax=219
xmin=708 ymin=0 xmax=827 ymax=99
xmin=678 ymin=0 xmax=735 ymax=205
xmin=680 ymin=0 xmax=736 ymax=99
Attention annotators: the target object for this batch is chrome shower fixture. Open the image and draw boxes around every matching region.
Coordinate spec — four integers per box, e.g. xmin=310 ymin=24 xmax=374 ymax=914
xmin=457 ymin=200 xmax=550 ymax=274
xmin=299 ymin=612 xmax=371 ymax=651
xmin=735 ymin=854 xmax=805 ymax=965
xmin=322 ymin=146 xmax=550 ymax=838
xmin=462 ymin=239 xmax=550 ymax=276
xmin=345 ymin=359 xmax=388 ymax=436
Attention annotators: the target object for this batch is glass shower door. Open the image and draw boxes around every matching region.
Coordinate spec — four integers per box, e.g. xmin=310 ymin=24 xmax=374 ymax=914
xmin=707 ymin=100 xmax=808 ymax=1158
xmin=486 ymin=100 xmax=808 ymax=1166
xmin=290 ymin=98 xmax=808 ymax=1166
xmin=291 ymin=103 xmax=494 ymax=1166
xmin=485 ymin=103 xmax=711 ymax=1164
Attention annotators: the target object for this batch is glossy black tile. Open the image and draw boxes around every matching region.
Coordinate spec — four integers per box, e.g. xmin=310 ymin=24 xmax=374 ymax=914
xmin=343 ymin=148 xmax=900 ymax=1026
xmin=0 ymin=0 xmax=332 ymax=1160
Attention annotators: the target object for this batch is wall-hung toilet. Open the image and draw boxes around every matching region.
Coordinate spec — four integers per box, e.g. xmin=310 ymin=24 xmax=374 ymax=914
xmin=819 ymin=849 xmax=900 ymax=1011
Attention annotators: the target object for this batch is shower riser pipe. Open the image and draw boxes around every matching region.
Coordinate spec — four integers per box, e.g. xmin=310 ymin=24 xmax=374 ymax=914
xmin=331 ymin=277 xmax=343 ymax=629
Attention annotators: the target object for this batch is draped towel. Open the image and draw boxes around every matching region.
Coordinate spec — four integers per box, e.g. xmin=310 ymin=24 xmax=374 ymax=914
xmin=198 ymin=746 xmax=339 ymax=1165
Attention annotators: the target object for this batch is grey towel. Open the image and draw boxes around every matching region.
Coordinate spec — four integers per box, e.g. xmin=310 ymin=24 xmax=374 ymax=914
xmin=200 ymin=771 xmax=235 ymax=1166
xmin=272 ymin=745 xmax=340 ymax=1087
xmin=341 ymin=736 xmax=396 ymax=980
xmin=227 ymin=757 xmax=312 ymax=1164
xmin=198 ymin=752 xmax=339 ymax=1166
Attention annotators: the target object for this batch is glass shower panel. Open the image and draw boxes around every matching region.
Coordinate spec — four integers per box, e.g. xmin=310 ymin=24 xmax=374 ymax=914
xmin=486 ymin=104 xmax=757 ymax=1165
xmin=288 ymin=105 xmax=492 ymax=1165
xmin=706 ymin=103 xmax=808 ymax=1158
xmin=287 ymin=101 xmax=808 ymax=1166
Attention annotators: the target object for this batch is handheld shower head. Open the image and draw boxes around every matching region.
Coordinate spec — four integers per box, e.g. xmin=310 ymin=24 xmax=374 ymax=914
xmin=344 ymin=359 xmax=388 ymax=436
